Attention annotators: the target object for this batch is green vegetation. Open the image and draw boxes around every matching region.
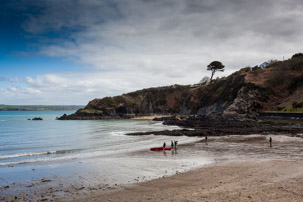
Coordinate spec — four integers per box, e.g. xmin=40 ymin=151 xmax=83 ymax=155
xmin=0 ymin=105 xmax=83 ymax=111
xmin=239 ymin=67 xmax=251 ymax=73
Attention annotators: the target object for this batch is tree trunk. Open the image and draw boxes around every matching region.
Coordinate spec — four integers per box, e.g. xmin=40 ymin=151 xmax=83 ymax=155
xmin=210 ymin=70 xmax=215 ymax=82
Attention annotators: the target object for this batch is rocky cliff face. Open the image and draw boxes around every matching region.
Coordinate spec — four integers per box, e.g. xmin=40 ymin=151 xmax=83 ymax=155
xmin=223 ymin=85 xmax=263 ymax=119
xmin=59 ymin=72 xmax=246 ymax=120
xmin=58 ymin=54 xmax=303 ymax=120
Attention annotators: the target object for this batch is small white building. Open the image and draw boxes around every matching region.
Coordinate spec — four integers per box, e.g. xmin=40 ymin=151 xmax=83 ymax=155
xmin=259 ymin=62 xmax=269 ymax=69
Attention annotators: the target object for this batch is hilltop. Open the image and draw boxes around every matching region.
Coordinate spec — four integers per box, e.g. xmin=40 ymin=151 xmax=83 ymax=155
xmin=0 ymin=105 xmax=84 ymax=111
xmin=59 ymin=53 xmax=303 ymax=120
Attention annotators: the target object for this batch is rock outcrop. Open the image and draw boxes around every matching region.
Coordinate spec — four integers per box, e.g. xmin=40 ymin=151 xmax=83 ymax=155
xmin=223 ymin=85 xmax=263 ymax=119
xmin=31 ymin=117 xmax=43 ymax=120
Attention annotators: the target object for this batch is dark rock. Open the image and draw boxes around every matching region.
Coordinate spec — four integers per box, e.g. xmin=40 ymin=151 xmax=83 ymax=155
xmin=153 ymin=116 xmax=173 ymax=121
xmin=32 ymin=117 xmax=43 ymax=120
xmin=127 ymin=116 xmax=302 ymax=137
xmin=41 ymin=179 xmax=51 ymax=183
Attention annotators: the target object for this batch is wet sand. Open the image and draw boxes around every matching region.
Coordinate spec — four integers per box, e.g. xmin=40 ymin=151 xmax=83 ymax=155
xmin=63 ymin=160 xmax=303 ymax=202
xmin=60 ymin=134 xmax=303 ymax=202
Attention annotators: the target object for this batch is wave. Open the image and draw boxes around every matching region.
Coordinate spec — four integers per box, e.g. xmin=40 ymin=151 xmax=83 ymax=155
xmin=0 ymin=149 xmax=115 ymax=167
xmin=151 ymin=122 xmax=163 ymax=126
xmin=0 ymin=155 xmax=73 ymax=166
xmin=0 ymin=149 xmax=83 ymax=160
xmin=0 ymin=159 xmax=40 ymax=166
xmin=109 ymin=131 xmax=128 ymax=136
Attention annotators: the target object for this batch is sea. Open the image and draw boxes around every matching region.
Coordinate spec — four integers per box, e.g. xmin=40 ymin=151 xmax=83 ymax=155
xmin=1 ymin=111 xmax=302 ymax=201
xmin=0 ymin=111 xmax=212 ymax=200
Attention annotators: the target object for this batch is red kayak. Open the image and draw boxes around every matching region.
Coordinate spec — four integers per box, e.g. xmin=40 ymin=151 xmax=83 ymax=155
xmin=150 ymin=147 xmax=172 ymax=151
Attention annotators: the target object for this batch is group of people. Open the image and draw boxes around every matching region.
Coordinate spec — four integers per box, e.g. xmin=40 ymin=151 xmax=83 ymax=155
xmin=163 ymin=140 xmax=178 ymax=149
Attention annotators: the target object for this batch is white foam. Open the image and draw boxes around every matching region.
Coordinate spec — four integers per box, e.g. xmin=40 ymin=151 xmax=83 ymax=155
xmin=0 ymin=151 xmax=88 ymax=166
xmin=109 ymin=131 xmax=128 ymax=137
xmin=0 ymin=149 xmax=82 ymax=160
xmin=0 ymin=152 xmax=48 ymax=160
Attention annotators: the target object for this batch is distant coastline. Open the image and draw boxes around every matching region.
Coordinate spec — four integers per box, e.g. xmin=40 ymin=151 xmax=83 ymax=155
xmin=0 ymin=105 xmax=84 ymax=111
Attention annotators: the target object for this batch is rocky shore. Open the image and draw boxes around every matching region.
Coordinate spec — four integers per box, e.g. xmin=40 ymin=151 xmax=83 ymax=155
xmin=127 ymin=116 xmax=303 ymax=137
xmin=57 ymin=113 xmax=134 ymax=120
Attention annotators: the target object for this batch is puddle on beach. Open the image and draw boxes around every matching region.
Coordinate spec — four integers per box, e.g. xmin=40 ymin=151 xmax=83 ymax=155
xmin=1 ymin=134 xmax=303 ymax=201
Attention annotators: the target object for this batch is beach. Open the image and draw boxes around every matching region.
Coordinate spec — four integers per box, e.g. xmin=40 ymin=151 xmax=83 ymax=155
xmin=61 ymin=135 xmax=303 ymax=202
xmin=63 ymin=160 xmax=303 ymax=202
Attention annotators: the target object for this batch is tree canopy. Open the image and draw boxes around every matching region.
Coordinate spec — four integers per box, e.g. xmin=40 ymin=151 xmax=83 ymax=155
xmin=207 ymin=61 xmax=225 ymax=82
xmin=292 ymin=53 xmax=303 ymax=59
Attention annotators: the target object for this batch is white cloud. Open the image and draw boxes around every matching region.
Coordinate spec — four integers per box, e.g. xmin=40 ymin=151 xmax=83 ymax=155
xmin=9 ymin=77 xmax=20 ymax=82
xmin=25 ymin=74 xmax=69 ymax=88
xmin=1 ymin=67 xmax=204 ymax=104
xmin=1 ymin=85 xmax=41 ymax=99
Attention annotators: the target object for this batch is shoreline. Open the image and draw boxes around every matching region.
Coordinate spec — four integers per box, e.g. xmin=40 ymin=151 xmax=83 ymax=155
xmin=63 ymin=159 xmax=303 ymax=202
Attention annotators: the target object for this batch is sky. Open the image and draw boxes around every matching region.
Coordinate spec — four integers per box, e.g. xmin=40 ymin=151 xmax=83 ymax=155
xmin=0 ymin=0 xmax=302 ymax=105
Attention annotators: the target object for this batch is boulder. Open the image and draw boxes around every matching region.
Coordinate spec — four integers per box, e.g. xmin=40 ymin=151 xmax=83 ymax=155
xmin=32 ymin=117 xmax=43 ymax=120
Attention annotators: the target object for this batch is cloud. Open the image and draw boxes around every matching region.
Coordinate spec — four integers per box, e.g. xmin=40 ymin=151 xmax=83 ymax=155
xmin=31 ymin=0 xmax=302 ymax=70
xmin=9 ymin=77 xmax=21 ymax=82
xmin=21 ymin=0 xmax=121 ymax=34
xmin=1 ymin=85 xmax=41 ymax=97
xmin=1 ymin=67 xmax=202 ymax=105
xmin=2 ymin=0 xmax=303 ymax=104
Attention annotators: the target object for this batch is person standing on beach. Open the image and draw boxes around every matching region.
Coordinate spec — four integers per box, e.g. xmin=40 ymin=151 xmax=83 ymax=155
xmin=269 ymin=137 xmax=272 ymax=147
xmin=174 ymin=141 xmax=178 ymax=149
xmin=163 ymin=142 xmax=166 ymax=148
xmin=171 ymin=141 xmax=174 ymax=149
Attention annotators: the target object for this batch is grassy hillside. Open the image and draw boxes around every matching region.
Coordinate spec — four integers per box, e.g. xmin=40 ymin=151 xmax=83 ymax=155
xmin=245 ymin=54 xmax=303 ymax=113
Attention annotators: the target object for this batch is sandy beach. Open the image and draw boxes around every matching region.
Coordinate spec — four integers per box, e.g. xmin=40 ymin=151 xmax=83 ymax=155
xmin=60 ymin=159 xmax=303 ymax=202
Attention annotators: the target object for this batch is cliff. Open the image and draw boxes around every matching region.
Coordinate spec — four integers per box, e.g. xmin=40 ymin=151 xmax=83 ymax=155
xmin=59 ymin=53 xmax=303 ymax=120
